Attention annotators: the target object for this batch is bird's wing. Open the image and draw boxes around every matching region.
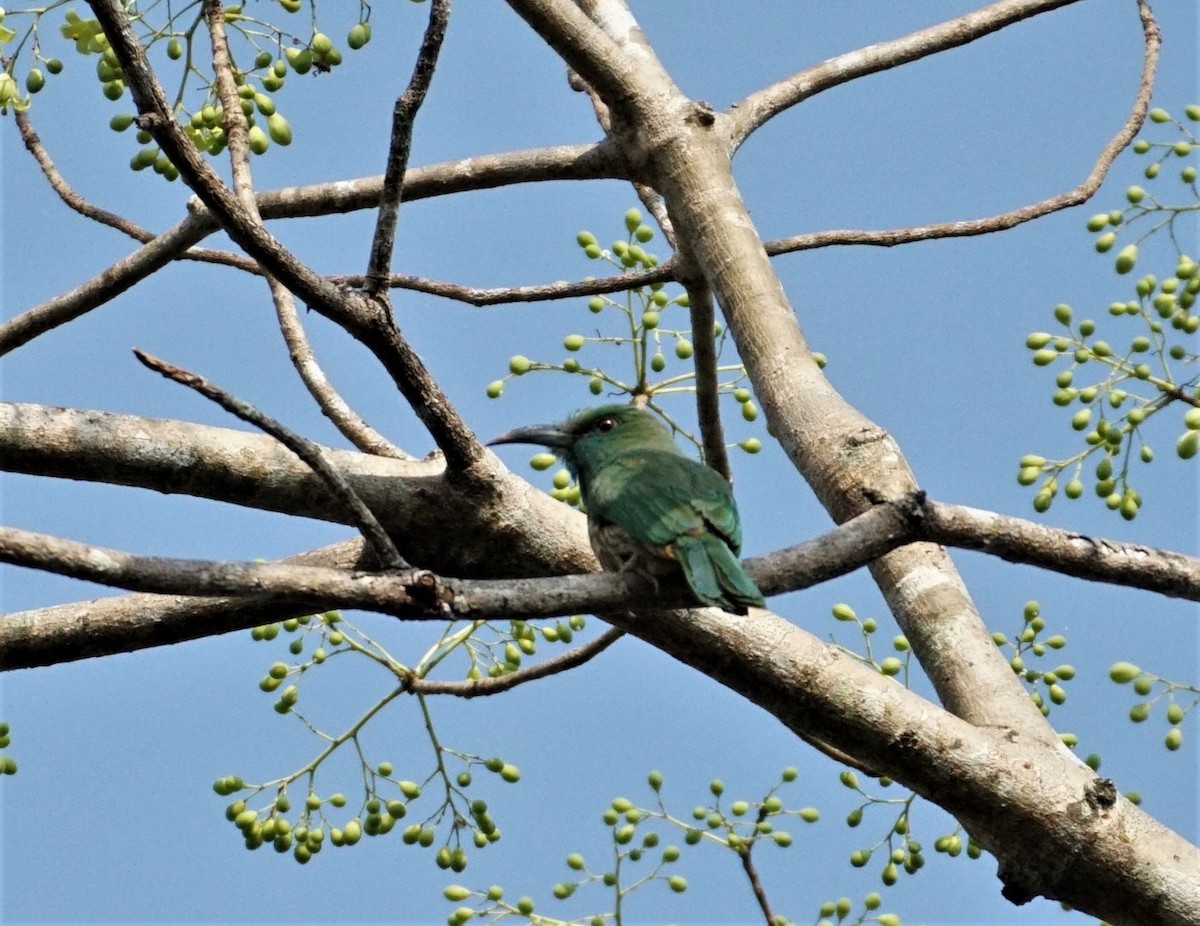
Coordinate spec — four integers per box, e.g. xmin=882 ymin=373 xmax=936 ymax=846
xmin=586 ymin=451 xmax=743 ymax=553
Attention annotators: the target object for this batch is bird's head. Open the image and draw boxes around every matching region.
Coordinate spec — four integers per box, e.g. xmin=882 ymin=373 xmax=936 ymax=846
xmin=488 ymin=404 xmax=676 ymax=480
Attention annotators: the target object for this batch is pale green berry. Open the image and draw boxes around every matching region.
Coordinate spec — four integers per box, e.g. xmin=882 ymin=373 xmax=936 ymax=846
xmin=1114 ymin=244 xmax=1138 ymax=274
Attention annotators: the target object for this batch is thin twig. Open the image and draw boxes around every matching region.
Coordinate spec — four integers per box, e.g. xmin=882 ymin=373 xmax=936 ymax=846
xmin=364 ymin=0 xmax=452 ymax=297
xmin=271 ymin=282 xmax=410 ymax=458
xmin=12 ymin=102 xmax=151 ymax=241
xmin=409 ymin=627 xmax=625 ymax=697
xmin=132 ymin=349 xmax=408 ymax=569
xmin=684 ymin=282 xmax=730 ymax=479
xmin=740 ymin=826 xmax=776 ymax=926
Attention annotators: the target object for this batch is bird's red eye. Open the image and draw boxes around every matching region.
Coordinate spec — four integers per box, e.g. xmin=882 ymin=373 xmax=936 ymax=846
xmin=597 ymin=417 xmax=616 ymax=432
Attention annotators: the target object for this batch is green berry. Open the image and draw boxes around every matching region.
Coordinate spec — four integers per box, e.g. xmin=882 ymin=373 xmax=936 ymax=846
xmin=267 ymin=113 xmax=292 ymax=146
xmin=248 ymin=125 xmax=269 ymax=155
xmin=674 ymin=339 xmax=693 ymax=359
xmin=508 ymin=355 xmax=532 ymax=375
xmin=348 ymin=23 xmax=371 ymax=49
xmin=485 ymin=380 xmax=503 ymax=399
xmin=576 ymin=231 xmax=596 ymax=247
xmin=1165 ymin=728 xmax=1183 ymax=750
xmin=624 ymin=208 xmax=642 ymax=232
xmin=1114 ymin=244 xmax=1138 ymax=274
xmin=564 ymin=334 xmax=585 ymax=351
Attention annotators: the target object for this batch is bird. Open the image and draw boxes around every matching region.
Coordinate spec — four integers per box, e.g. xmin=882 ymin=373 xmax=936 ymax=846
xmin=488 ymin=404 xmax=765 ymax=615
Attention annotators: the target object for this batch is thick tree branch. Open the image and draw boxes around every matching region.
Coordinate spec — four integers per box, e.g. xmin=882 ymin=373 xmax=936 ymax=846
xmin=364 ymin=0 xmax=451 ymax=296
xmin=526 ymin=0 xmax=1057 ymax=742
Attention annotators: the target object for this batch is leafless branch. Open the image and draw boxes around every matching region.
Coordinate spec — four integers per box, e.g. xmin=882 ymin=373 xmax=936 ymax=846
xmin=90 ymin=0 xmax=483 ymax=471
xmin=365 ymin=0 xmax=452 ymax=297
xmin=0 ymin=212 xmax=213 ymax=356
xmin=133 ymin=349 xmax=408 ymax=569
xmin=684 ymin=282 xmax=730 ymax=479
xmin=330 ymin=261 xmax=675 ymax=305
xmin=0 ymin=143 xmax=615 ymax=357
xmin=730 ymin=0 xmax=1086 ymax=145
xmin=271 ymin=283 xmax=410 ymax=458
xmin=409 ymin=627 xmax=625 ymax=697
xmin=743 ymin=0 xmax=1159 ymax=256
xmin=921 ymin=499 xmax=1200 ymax=598
xmin=740 ymin=829 xmax=776 ymax=926
xmin=203 ymin=0 xmax=256 ymax=207
xmin=12 ymin=104 xmax=151 ymax=241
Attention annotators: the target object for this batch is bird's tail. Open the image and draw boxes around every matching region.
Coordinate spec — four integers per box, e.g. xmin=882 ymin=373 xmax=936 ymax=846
xmin=675 ymin=534 xmax=765 ymax=615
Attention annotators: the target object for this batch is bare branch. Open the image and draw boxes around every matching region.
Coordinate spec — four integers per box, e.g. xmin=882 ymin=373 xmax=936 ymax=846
xmin=0 ymin=212 xmax=213 ymax=356
xmin=12 ymin=104 xmax=152 ymax=241
xmin=203 ymin=0 xmax=256 ymax=207
xmin=272 ymin=282 xmax=410 ymax=458
xmin=921 ymin=499 xmax=1200 ymax=600
xmin=761 ymin=0 xmax=1158 ymax=253
xmin=0 ymin=143 xmax=615 ymax=357
xmin=365 ymin=0 xmax=452 ymax=296
xmin=730 ymin=0 xmax=1086 ymax=145
xmin=133 ymin=350 xmax=408 ymax=569
xmin=330 ymin=261 xmax=675 ymax=305
xmin=684 ymin=283 xmax=730 ymax=479
xmin=409 ymin=627 xmax=625 ymax=697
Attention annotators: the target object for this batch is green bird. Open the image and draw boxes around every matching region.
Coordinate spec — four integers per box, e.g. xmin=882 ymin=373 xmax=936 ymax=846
xmin=489 ymin=404 xmax=765 ymax=615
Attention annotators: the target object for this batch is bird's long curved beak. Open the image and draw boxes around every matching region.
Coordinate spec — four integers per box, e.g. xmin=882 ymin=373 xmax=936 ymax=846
xmin=486 ymin=424 xmax=570 ymax=449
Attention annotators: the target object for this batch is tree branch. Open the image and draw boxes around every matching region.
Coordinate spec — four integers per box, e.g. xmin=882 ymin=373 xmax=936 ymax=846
xmin=271 ymin=282 xmax=410 ymax=458
xmin=729 ymin=0 xmax=1086 ymax=145
xmin=0 ymin=143 xmax=616 ymax=357
xmin=757 ymin=0 xmax=1159 ymax=255
xmin=364 ymin=0 xmax=451 ymax=297
xmin=408 ymin=627 xmax=625 ymax=697
xmin=133 ymin=350 xmax=408 ymax=569
xmin=89 ymin=0 xmax=483 ymax=472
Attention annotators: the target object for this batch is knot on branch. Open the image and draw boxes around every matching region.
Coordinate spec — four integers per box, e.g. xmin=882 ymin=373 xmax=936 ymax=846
xmin=1085 ymin=777 xmax=1118 ymax=811
xmin=401 ymin=568 xmax=444 ymax=610
xmin=687 ymin=101 xmax=717 ymax=127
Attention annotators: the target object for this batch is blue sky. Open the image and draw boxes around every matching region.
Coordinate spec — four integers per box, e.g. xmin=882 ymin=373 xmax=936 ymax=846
xmin=1 ymin=2 xmax=1197 ymax=924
